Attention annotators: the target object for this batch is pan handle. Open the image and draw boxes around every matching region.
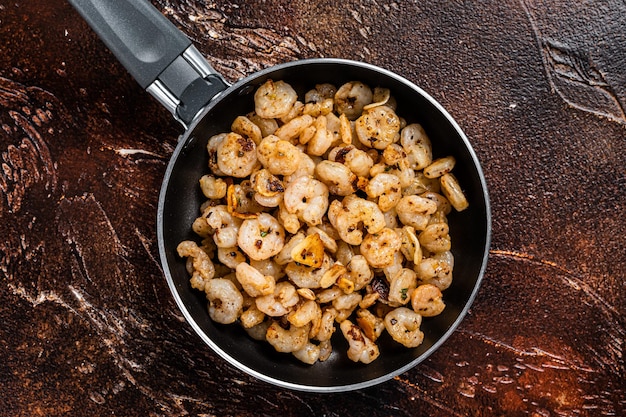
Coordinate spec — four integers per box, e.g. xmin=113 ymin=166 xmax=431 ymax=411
xmin=68 ymin=0 xmax=228 ymax=127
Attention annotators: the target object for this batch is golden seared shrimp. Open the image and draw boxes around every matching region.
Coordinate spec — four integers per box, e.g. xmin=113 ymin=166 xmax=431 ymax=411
xmin=283 ymin=175 xmax=329 ymax=227
xmin=415 ymin=251 xmax=454 ymax=291
xmin=216 ymin=132 xmax=258 ymax=178
xmin=285 ymin=253 xmax=332 ymax=288
xmin=401 ymin=123 xmax=432 ymax=170
xmin=365 ymin=173 xmax=402 ymax=212
xmin=388 ymin=268 xmax=418 ymax=306
xmin=411 ymin=284 xmax=445 ymax=317
xmin=315 ymin=307 xmax=338 ymax=342
xmin=355 ymin=308 xmax=385 ymax=342
xmin=199 ymin=174 xmax=227 ymax=200
xmin=254 ymin=79 xmax=298 ymax=119
xmin=231 ymin=115 xmax=262 ymax=145
xmin=177 ymin=240 xmax=215 ymax=291
xmin=327 ymin=195 xmax=386 ymax=245
xmin=346 ymin=255 xmax=373 ymax=291
xmin=355 ymin=106 xmax=401 ymax=150
xmin=217 ymin=246 xmax=246 ymax=270
xmin=340 ymin=320 xmax=380 ymax=364
xmin=288 ymin=299 xmax=322 ymax=334
xmin=345 ymin=147 xmax=374 ymax=177
xmin=305 ymin=83 xmax=337 ymax=103
xmin=293 ymin=342 xmax=321 ymax=365
xmin=384 ymin=307 xmax=424 ymax=348
xmin=359 ymin=227 xmax=402 ymax=268
xmin=395 ymin=195 xmax=438 ymax=231
xmin=204 ymin=278 xmax=244 ymax=324
xmin=237 ymin=213 xmax=285 ymax=261
xmin=257 ymin=135 xmax=301 ymax=176
xmin=247 ymin=112 xmax=279 ymax=137
xmin=255 ymin=281 xmax=300 ymax=317
xmin=314 ymin=160 xmax=357 ymax=196
xmin=334 ymin=81 xmax=373 ymax=120
xmin=419 ymin=222 xmax=451 ymax=253
xmin=206 ymin=133 xmax=227 ymax=176
xmin=266 ymin=321 xmax=310 ymax=353
xmin=204 ymin=205 xmax=243 ymax=248
xmin=235 ymin=262 xmax=276 ymax=297
xmin=307 ymin=115 xmax=335 ymax=156
xmin=274 ymin=114 xmax=314 ymax=142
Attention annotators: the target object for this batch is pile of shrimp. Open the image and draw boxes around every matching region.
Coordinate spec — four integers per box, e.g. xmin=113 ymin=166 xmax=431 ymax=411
xmin=177 ymin=79 xmax=469 ymax=365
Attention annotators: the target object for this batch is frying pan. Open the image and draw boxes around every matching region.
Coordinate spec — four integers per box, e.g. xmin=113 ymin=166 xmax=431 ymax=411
xmin=69 ymin=0 xmax=491 ymax=392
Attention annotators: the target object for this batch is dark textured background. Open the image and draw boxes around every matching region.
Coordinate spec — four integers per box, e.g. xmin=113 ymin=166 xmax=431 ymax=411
xmin=1 ymin=0 xmax=624 ymax=416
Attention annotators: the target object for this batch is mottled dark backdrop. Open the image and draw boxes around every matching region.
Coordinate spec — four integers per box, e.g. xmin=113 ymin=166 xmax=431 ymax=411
xmin=1 ymin=1 xmax=624 ymax=416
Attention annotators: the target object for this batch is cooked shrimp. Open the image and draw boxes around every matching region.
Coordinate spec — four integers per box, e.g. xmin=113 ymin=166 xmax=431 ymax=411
xmin=307 ymin=115 xmax=334 ymax=156
xmin=204 ymin=278 xmax=244 ymax=324
xmin=340 ymin=320 xmax=380 ymax=364
xmin=274 ymin=114 xmax=314 ymax=141
xmin=415 ymin=251 xmax=454 ymax=290
xmin=360 ymin=227 xmax=402 ymax=268
xmin=328 ymin=195 xmax=386 ymax=245
xmin=177 ymin=240 xmax=216 ymax=291
xmin=292 ymin=341 xmax=321 ymax=365
xmin=395 ymin=195 xmax=438 ymax=231
xmin=283 ymin=176 xmax=329 ymax=227
xmin=204 ymin=205 xmax=242 ymax=248
xmin=365 ymin=173 xmax=402 ymax=212
xmin=215 ymin=132 xmax=258 ymax=178
xmin=346 ymin=255 xmax=373 ymax=291
xmin=411 ymin=283 xmax=445 ymax=317
xmin=231 ymin=115 xmax=262 ymax=145
xmin=240 ymin=303 xmax=265 ymax=329
xmin=247 ymin=112 xmax=279 ymax=137
xmin=287 ymin=299 xmax=322 ymax=333
xmin=305 ymin=83 xmax=337 ymax=103
xmin=255 ymin=281 xmax=300 ymax=317
xmin=285 ymin=253 xmax=332 ymax=288
xmin=235 ymin=262 xmax=276 ymax=297
xmin=206 ymin=133 xmax=227 ymax=176
xmin=384 ymin=307 xmax=424 ymax=348
xmin=388 ymin=268 xmax=418 ymax=306
xmin=334 ymin=81 xmax=373 ymax=120
xmin=266 ymin=321 xmax=310 ymax=353
xmin=315 ymin=307 xmax=338 ymax=342
xmin=217 ymin=246 xmax=246 ymax=270
xmin=257 ymin=135 xmax=301 ymax=176
xmin=329 ymin=145 xmax=374 ymax=177
xmin=401 ymin=123 xmax=432 ymax=170
xmin=315 ymin=160 xmax=357 ymax=196
xmin=254 ymin=79 xmax=298 ymax=119
xmin=250 ymin=169 xmax=284 ymax=197
xmin=237 ymin=213 xmax=285 ymax=261
xmin=419 ymin=222 xmax=451 ymax=253
xmin=199 ymin=175 xmax=227 ymax=200
xmin=355 ymin=106 xmax=401 ymax=150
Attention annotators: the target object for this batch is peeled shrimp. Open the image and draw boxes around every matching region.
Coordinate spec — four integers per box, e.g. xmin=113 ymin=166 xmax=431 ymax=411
xmin=237 ymin=213 xmax=285 ymax=261
xmin=314 ymin=160 xmax=357 ymax=196
xmin=204 ymin=278 xmax=244 ymax=324
xmin=266 ymin=321 xmax=310 ymax=353
xmin=216 ymin=132 xmax=258 ymax=178
xmin=365 ymin=173 xmax=402 ymax=212
xmin=334 ymin=81 xmax=373 ymax=120
xmin=340 ymin=320 xmax=380 ymax=364
xmin=255 ymin=281 xmax=300 ymax=317
xmin=355 ymin=106 xmax=401 ymax=150
xmin=257 ymin=135 xmax=301 ymax=176
xmin=254 ymin=79 xmax=298 ymax=119
xmin=327 ymin=195 xmax=386 ymax=245
xmin=177 ymin=240 xmax=215 ymax=291
xmin=204 ymin=205 xmax=242 ymax=248
xmin=411 ymin=283 xmax=445 ymax=317
xmin=235 ymin=262 xmax=276 ymax=297
xmin=359 ymin=227 xmax=402 ymax=268
xmin=283 ymin=175 xmax=329 ymax=227
xmin=384 ymin=307 xmax=424 ymax=348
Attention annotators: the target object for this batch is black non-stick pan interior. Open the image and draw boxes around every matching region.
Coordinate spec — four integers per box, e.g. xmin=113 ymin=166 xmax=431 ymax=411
xmin=158 ymin=59 xmax=490 ymax=391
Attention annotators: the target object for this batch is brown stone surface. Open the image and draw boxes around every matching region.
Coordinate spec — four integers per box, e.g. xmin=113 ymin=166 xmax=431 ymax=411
xmin=1 ymin=0 xmax=624 ymax=415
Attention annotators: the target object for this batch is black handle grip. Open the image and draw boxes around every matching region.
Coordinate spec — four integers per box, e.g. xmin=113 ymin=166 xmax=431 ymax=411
xmin=68 ymin=0 xmax=191 ymax=89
